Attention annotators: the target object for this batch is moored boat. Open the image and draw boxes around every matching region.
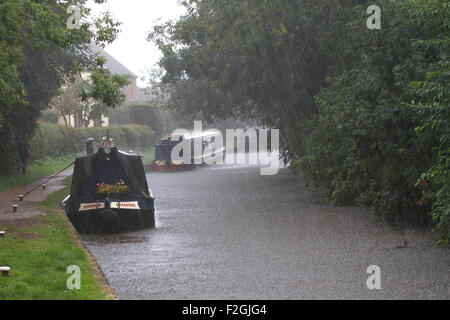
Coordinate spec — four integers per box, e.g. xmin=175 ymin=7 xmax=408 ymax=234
xmin=62 ymin=137 xmax=155 ymax=235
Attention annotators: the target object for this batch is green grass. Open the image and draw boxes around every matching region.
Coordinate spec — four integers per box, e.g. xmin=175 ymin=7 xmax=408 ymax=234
xmin=0 ymin=176 xmax=111 ymax=300
xmin=138 ymin=147 xmax=155 ymax=166
xmin=0 ymin=154 xmax=80 ymax=193
xmin=0 ymin=147 xmax=155 ymax=299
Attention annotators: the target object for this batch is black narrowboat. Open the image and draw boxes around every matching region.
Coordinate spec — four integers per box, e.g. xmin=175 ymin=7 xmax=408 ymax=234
xmin=62 ymin=137 xmax=155 ymax=235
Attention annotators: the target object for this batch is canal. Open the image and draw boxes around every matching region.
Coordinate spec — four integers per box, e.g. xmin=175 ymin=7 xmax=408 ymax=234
xmin=82 ymin=162 xmax=449 ymax=299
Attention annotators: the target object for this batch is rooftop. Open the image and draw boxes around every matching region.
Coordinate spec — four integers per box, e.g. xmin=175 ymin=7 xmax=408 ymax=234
xmin=90 ymin=44 xmax=137 ymax=78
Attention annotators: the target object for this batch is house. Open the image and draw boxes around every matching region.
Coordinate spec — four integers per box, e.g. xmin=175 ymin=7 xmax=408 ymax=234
xmin=98 ymin=49 xmax=138 ymax=102
xmin=56 ymin=46 xmax=138 ymax=128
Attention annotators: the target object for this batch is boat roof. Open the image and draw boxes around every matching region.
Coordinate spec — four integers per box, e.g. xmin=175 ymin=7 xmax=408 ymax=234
xmin=117 ymin=149 xmax=140 ymax=157
xmin=168 ymin=129 xmax=222 ymax=141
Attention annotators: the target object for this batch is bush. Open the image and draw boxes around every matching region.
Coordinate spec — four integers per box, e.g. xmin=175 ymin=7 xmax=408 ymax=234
xmin=296 ymin=80 xmax=430 ymax=222
xmin=109 ymin=100 xmax=180 ymax=139
xmin=40 ymin=110 xmax=60 ymax=124
xmin=29 ymin=122 xmax=156 ymax=160
xmin=295 ymin=0 xmax=449 ymax=245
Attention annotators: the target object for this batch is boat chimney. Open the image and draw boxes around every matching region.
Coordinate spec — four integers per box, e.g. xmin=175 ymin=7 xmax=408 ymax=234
xmin=86 ymin=138 xmax=95 ymax=155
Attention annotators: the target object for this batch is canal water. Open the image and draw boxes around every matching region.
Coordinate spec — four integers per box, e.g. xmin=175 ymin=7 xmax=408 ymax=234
xmin=82 ymin=162 xmax=449 ymax=299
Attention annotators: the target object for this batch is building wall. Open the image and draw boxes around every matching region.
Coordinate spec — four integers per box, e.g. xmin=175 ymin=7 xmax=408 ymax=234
xmin=124 ymin=78 xmax=138 ymax=102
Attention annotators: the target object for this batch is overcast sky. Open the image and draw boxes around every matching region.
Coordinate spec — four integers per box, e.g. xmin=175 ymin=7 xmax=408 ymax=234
xmin=89 ymin=0 xmax=186 ymax=88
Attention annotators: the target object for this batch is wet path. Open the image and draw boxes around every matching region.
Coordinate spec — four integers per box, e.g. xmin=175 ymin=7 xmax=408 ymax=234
xmin=0 ymin=170 xmax=72 ymax=222
xmin=83 ymin=163 xmax=449 ymax=299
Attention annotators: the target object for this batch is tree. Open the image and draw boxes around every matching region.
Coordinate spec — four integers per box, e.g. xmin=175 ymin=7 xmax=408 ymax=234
xmin=149 ymin=0 xmax=449 ymax=245
xmin=149 ymin=0 xmax=346 ymax=157
xmin=51 ymin=80 xmax=82 ymax=127
xmin=400 ymin=0 xmax=449 ymax=245
xmin=109 ymin=100 xmax=181 ymax=139
xmin=51 ymin=75 xmax=112 ymax=128
xmin=295 ymin=0 xmax=449 ymax=243
xmin=0 ymin=0 xmax=130 ymax=173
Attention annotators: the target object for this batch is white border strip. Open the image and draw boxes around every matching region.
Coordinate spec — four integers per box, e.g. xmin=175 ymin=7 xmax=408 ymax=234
xmin=111 ymin=201 xmax=140 ymax=210
xmin=79 ymin=202 xmax=105 ymax=211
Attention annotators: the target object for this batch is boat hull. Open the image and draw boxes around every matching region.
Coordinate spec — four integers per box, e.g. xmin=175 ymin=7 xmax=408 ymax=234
xmin=155 ymin=164 xmax=186 ymax=172
xmin=65 ymin=207 xmax=155 ymax=235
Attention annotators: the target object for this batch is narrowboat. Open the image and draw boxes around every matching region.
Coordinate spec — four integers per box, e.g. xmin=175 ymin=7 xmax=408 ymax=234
xmin=154 ymin=130 xmax=225 ymax=171
xmin=62 ymin=137 xmax=155 ymax=235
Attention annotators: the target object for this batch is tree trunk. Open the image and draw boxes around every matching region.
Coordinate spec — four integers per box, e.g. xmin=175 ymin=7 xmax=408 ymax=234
xmin=60 ymin=111 xmax=68 ymax=127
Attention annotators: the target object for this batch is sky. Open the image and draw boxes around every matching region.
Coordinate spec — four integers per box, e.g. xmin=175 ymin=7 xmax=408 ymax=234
xmin=88 ymin=0 xmax=187 ymax=88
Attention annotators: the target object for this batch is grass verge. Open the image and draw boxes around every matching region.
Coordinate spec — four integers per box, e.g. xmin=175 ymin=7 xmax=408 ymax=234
xmin=0 ymin=176 xmax=115 ymax=300
xmin=0 ymin=154 xmax=80 ymax=193
xmin=139 ymin=147 xmax=155 ymax=166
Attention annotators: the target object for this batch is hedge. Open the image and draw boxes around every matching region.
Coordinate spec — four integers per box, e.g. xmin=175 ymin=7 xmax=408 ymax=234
xmin=29 ymin=122 xmax=156 ymax=160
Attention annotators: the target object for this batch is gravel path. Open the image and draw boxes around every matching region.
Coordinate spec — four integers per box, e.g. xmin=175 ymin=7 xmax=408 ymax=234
xmin=0 ymin=170 xmax=72 ymax=222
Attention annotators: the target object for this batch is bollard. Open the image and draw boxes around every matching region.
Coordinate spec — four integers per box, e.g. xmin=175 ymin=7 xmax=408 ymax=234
xmin=19 ymin=195 xmax=24 ymax=201
xmin=12 ymin=205 xmax=18 ymax=213
xmin=42 ymin=184 xmax=46 ymax=191
xmin=0 ymin=267 xmax=10 ymax=277
xmin=0 ymin=231 xmax=5 ymax=238
xmin=86 ymin=137 xmax=95 ymax=155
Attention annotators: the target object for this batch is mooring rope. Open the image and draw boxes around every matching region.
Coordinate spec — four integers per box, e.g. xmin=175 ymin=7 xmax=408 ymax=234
xmin=0 ymin=161 xmax=75 ymax=215
xmin=21 ymin=161 xmax=75 ymax=198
